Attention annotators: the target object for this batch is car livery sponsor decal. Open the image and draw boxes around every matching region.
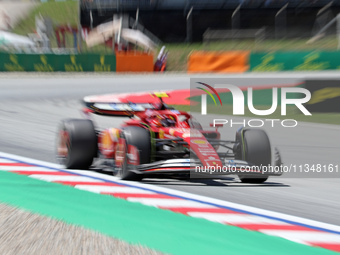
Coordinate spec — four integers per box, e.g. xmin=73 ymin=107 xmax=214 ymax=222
xmin=192 ymin=139 xmax=207 ymax=145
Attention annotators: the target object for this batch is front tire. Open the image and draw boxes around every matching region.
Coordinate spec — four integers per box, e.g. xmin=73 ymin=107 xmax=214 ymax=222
xmin=56 ymin=119 xmax=97 ymax=169
xmin=116 ymin=126 xmax=151 ymax=181
xmin=237 ymin=128 xmax=271 ymax=184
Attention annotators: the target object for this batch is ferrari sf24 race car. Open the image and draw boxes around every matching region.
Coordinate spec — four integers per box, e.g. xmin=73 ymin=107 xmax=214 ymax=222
xmin=56 ymin=93 xmax=282 ymax=183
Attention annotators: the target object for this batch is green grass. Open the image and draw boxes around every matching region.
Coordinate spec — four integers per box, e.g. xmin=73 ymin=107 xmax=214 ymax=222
xmin=13 ymin=1 xmax=79 ymax=49
xmin=12 ymin=1 xmax=121 ymax=53
xmin=14 ymin=1 xmax=78 ymax=35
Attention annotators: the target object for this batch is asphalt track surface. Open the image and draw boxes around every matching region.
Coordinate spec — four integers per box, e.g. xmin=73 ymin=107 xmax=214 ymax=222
xmin=1 ymin=73 xmax=340 ymax=226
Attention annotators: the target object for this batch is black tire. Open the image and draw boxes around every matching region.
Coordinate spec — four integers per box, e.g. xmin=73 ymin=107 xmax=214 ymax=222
xmin=56 ymin=119 xmax=97 ymax=169
xmin=118 ymin=126 xmax=151 ymax=181
xmin=238 ymin=129 xmax=271 ymax=184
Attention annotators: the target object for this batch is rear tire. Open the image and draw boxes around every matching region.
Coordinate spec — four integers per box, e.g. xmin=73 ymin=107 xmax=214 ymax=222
xmin=237 ymin=129 xmax=271 ymax=184
xmin=56 ymin=119 xmax=97 ymax=169
xmin=117 ymin=126 xmax=151 ymax=181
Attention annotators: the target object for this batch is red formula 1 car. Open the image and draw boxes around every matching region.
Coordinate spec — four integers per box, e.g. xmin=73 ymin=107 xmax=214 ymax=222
xmin=56 ymin=92 xmax=282 ymax=183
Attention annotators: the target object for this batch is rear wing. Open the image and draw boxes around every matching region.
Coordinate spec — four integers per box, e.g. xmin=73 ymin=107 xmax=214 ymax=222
xmin=83 ymin=91 xmax=170 ymax=117
xmin=83 ymin=101 xmax=155 ymax=117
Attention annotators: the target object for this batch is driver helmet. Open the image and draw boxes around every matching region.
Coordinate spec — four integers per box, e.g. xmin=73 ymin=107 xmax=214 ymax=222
xmin=150 ymin=117 xmax=162 ymax=127
xmin=160 ymin=116 xmax=176 ymax=127
xmin=149 ymin=115 xmax=175 ymax=127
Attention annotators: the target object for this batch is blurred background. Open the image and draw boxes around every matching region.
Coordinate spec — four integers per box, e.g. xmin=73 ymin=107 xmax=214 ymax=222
xmin=1 ymin=0 xmax=340 ymax=71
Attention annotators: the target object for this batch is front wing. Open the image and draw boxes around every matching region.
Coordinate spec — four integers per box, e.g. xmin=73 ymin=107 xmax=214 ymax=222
xmin=132 ymin=159 xmax=283 ymax=177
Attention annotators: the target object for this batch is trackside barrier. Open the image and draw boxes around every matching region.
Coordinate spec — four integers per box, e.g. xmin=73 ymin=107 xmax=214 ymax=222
xmin=0 ymin=53 xmax=116 ymax=72
xmin=250 ymin=51 xmax=340 ymax=71
xmin=115 ymin=52 xmax=154 ymax=72
xmin=187 ymin=51 xmax=340 ymax=73
xmin=188 ymin=51 xmax=250 ymax=73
